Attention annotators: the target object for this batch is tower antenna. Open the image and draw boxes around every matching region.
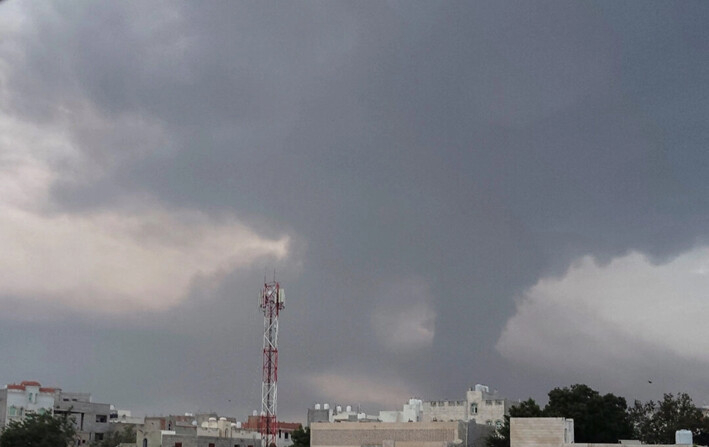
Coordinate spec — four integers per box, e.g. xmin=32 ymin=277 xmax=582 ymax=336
xmin=258 ymin=277 xmax=284 ymax=447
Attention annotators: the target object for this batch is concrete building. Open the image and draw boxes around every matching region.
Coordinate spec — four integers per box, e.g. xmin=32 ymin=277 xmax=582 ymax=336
xmin=510 ymin=418 xmax=574 ymax=447
xmin=422 ymin=385 xmax=509 ymax=427
xmin=311 ymin=420 xmax=482 ymax=447
xmin=0 ymin=381 xmax=111 ymax=444
xmin=54 ymin=390 xmax=112 ymax=444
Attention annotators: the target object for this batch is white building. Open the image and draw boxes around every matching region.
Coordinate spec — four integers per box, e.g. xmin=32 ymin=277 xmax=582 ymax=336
xmin=379 ymin=399 xmax=423 ymax=423
xmin=0 ymin=381 xmax=112 ymax=444
xmin=0 ymin=381 xmax=55 ymax=426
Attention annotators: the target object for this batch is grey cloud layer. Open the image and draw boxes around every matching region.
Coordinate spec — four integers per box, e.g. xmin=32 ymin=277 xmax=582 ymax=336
xmin=2 ymin=0 xmax=709 ymax=419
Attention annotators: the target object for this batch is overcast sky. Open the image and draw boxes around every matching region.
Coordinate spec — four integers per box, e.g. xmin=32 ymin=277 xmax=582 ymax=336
xmin=2 ymin=0 xmax=709 ymax=422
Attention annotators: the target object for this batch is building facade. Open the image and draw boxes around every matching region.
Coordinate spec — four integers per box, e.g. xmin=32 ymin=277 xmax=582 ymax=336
xmin=311 ymin=421 xmax=469 ymax=447
xmin=422 ymin=385 xmax=510 ymax=427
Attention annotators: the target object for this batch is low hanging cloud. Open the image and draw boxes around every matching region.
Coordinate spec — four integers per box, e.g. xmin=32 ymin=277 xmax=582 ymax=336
xmin=371 ymin=277 xmax=436 ymax=352
xmin=305 ymin=371 xmax=414 ymax=409
xmin=0 ymin=92 xmax=290 ymax=318
xmin=496 ymin=248 xmax=709 ymax=377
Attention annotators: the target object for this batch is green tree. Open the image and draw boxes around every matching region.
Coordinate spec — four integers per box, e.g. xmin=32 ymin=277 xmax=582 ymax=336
xmin=629 ymin=393 xmax=707 ymax=444
xmin=91 ymin=425 xmax=136 ymax=447
xmin=289 ymin=425 xmax=310 ymax=447
xmin=544 ymin=384 xmax=633 ymax=443
xmin=485 ymin=398 xmax=543 ymax=447
xmin=0 ymin=412 xmax=77 ymax=447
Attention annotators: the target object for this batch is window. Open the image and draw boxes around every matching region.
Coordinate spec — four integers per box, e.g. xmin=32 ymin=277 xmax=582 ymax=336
xmin=95 ymin=434 xmax=104 ymax=441
xmin=209 ymin=444 xmax=215 ymax=447
xmin=143 ymin=439 xmax=148 ymax=447
xmin=431 ymin=402 xmax=437 ymax=407
xmin=174 ymin=443 xmax=182 ymax=447
xmin=470 ymin=403 xmax=477 ymax=415
xmin=495 ymin=420 xmax=503 ymax=429
xmin=96 ymin=415 xmax=107 ymax=423
xmin=485 ymin=400 xmax=492 ymax=405
xmin=8 ymin=406 xmax=16 ymax=416
xmin=285 ymin=432 xmax=289 ymax=440
xmin=486 ymin=420 xmax=493 ymax=426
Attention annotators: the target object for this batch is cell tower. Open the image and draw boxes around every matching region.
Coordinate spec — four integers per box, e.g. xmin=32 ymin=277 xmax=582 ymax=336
xmin=259 ymin=279 xmax=284 ymax=447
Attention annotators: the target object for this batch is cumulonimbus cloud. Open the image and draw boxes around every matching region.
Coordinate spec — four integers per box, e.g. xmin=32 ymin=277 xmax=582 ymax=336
xmin=496 ymin=248 xmax=709 ymax=374
xmin=0 ymin=82 xmax=290 ymax=318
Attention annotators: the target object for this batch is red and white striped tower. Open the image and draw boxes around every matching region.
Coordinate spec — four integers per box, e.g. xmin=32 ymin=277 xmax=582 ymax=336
xmin=259 ymin=279 xmax=284 ymax=447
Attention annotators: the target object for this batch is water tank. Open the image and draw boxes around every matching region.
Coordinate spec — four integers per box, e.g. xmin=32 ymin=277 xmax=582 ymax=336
xmin=253 ymin=410 xmax=258 ymax=416
xmin=236 ymin=422 xmax=243 ymax=428
xmin=209 ymin=417 xmax=217 ymax=422
xmin=346 ymin=405 xmax=352 ymax=412
xmin=676 ymin=430 xmax=693 ymax=445
xmin=357 ymin=413 xmax=366 ymax=420
xmin=315 ymin=403 xmax=321 ymax=410
xmin=336 ymin=406 xmax=342 ymax=412
xmin=324 ymin=403 xmax=330 ymax=410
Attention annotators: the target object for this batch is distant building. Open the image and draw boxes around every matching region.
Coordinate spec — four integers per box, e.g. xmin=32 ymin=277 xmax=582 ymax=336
xmin=0 ymin=381 xmax=111 ymax=444
xmin=111 ymin=408 xmax=145 ymax=427
xmin=422 ymin=384 xmax=510 ymax=427
xmin=307 ymin=400 xmax=421 ymax=426
xmin=241 ymin=414 xmax=300 ymax=447
xmin=137 ymin=414 xmax=265 ymax=447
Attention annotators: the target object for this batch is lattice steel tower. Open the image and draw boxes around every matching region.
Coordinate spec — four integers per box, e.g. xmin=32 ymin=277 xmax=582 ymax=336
xmin=259 ymin=279 xmax=284 ymax=447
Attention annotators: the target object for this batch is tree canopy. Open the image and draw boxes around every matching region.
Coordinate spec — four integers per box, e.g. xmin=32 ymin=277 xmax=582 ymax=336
xmin=629 ymin=393 xmax=709 ymax=445
xmin=486 ymin=385 xmax=709 ymax=447
xmin=0 ymin=412 xmax=76 ymax=447
xmin=90 ymin=425 xmax=136 ymax=447
xmin=289 ymin=425 xmax=310 ymax=447
xmin=486 ymin=384 xmax=633 ymax=447
xmin=544 ymin=384 xmax=634 ymax=443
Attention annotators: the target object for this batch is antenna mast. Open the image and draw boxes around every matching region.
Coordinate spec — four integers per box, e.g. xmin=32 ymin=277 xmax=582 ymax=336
xmin=259 ymin=279 xmax=284 ymax=447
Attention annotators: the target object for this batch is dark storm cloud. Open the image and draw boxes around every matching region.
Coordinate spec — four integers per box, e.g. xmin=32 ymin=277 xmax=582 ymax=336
xmin=2 ymin=0 xmax=709 ymax=420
